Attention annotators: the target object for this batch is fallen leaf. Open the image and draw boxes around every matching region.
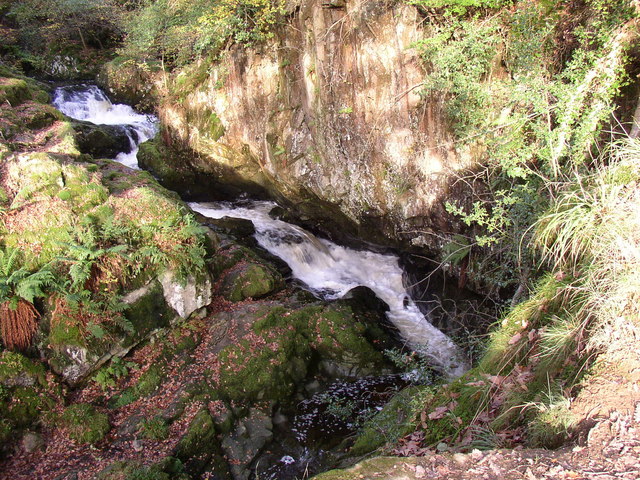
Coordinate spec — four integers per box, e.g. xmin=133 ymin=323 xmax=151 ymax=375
xmin=509 ymin=332 xmax=523 ymax=344
xmin=428 ymin=406 xmax=449 ymax=420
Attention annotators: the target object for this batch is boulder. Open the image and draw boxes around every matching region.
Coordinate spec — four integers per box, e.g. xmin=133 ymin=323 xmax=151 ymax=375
xmin=221 ymin=408 xmax=273 ymax=480
xmin=71 ymin=120 xmax=133 ymax=158
xmin=158 ymin=269 xmax=213 ymax=319
xmin=219 ymin=262 xmax=284 ymax=302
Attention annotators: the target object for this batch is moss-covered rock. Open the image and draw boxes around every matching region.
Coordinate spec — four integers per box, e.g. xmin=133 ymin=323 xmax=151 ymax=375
xmin=216 ymin=303 xmax=388 ymax=403
xmin=71 ymin=120 xmax=133 ymax=158
xmin=138 ymin=137 xmax=213 ymax=198
xmin=219 ymin=262 xmax=284 ymax=302
xmin=0 ymin=351 xmax=47 ymax=388
xmin=122 ymin=280 xmax=177 ymax=346
xmin=96 ymin=457 xmax=190 ymax=480
xmin=97 ymin=58 xmax=160 ymax=113
xmin=0 ymin=352 xmax=57 ymax=453
xmin=350 ymin=386 xmax=429 ymax=456
xmin=175 ymin=409 xmax=217 ymax=460
xmin=59 ymin=403 xmax=110 ymax=444
xmin=0 ymin=78 xmax=31 ymax=105
xmin=0 ymin=386 xmax=54 ymax=429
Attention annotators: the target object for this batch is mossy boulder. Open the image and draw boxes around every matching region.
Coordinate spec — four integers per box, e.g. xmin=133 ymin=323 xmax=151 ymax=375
xmin=0 ymin=351 xmax=47 ymax=388
xmin=216 ymin=303 xmax=389 ymax=403
xmin=219 ymin=262 xmax=284 ymax=302
xmin=71 ymin=120 xmax=133 ymax=158
xmin=0 ymin=78 xmax=31 ymax=105
xmin=122 ymin=280 xmax=177 ymax=345
xmin=174 ymin=408 xmax=230 ymax=477
xmin=59 ymin=403 xmax=110 ymax=444
xmin=97 ymin=58 xmax=160 ymax=113
xmin=17 ymin=102 xmax=62 ymax=129
xmin=0 ymin=352 xmax=57 ymax=451
xmin=96 ymin=457 xmax=190 ymax=480
xmin=175 ymin=409 xmax=217 ymax=460
xmin=138 ymin=137 xmax=212 ymax=198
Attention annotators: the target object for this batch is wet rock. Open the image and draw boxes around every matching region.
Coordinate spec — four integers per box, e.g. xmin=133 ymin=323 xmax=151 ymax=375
xmin=219 ymin=262 xmax=284 ymax=302
xmin=222 ymin=409 xmax=273 ymax=480
xmin=70 ymin=120 xmax=133 ymax=158
xmin=203 ymin=216 xmax=256 ymax=240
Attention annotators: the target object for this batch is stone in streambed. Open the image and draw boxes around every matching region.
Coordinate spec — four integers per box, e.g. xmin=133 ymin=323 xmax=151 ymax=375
xmin=219 ymin=261 xmax=284 ymax=302
xmin=70 ymin=120 xmax=133 ymax=158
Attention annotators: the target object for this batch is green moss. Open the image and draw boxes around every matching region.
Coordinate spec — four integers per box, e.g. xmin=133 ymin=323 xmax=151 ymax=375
xmin=111 ymin=388 xmax=138 ymax=408
xmin=0 ymin=420 xmax=11 ymax=448
xmin=217 ymin=303 xmax=387 ymax=403
xmin=313 ymin=457 xmax=413 ymax=480
xmin=48 ymin=322 xmax=85 ymax=349
xmin=0 ymin=78 xmax=31 ymax=105
xmin=96 ymin=458 xmax=189 ymax=480
xmin=0 ymin=352 xmax=46 ymax=387
xmin=124 ymin=281 xmax=174 ymax=347
xmin=351 ymin=386 xmax=430 ymax=456
xmin=139 ymin=416 xmax=169 ymax=441
xmin=175 ymin=409 xmax=217 ymax=460
xmin=221 ymin=262 xmax=283 ymax=302
xmin=60 ymin=403 xmax=110 ymax=444
xmin=206 ymin=112 xmax=225 ymax=140
xmin=0 ymin=386 xmax=53 ymax=428
xmin=136 ymin=364 xmax=164 ymax=397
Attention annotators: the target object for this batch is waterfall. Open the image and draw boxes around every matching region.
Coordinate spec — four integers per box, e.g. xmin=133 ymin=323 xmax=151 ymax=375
xmin=52 ymin=85 xmax=158 ymax=169
xmin=190 ymin=201 xmax=469 ymax=378
xmin=51 ymin=84 xmax=468 ymax=378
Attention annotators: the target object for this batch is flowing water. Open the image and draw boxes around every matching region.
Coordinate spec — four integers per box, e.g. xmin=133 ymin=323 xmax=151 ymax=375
xmin=190 ymin=201 xmax=468 ymax=378
xmin=52 ymin=84 xmax=158 ymax=168
xmin=51 ymin=85 xmax=468 ymax=478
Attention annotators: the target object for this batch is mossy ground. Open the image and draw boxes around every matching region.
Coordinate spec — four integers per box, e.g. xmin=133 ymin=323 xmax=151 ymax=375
xmin=59 ymin=403 xmax=110 ymax=444
xmin=216 ymin=303 xmax=388 ymax=403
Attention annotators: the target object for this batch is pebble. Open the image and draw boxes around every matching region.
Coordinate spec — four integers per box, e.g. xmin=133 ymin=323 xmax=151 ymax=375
xmin=452 ymin=453 xmax=467 ymax=466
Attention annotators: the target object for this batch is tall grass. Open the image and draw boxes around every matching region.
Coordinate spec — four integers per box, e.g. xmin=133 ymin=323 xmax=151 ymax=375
xmin=535 ymin=138 xmax=640 ymax=355
xmin=467 ymin=138 xmax=640 ymax=445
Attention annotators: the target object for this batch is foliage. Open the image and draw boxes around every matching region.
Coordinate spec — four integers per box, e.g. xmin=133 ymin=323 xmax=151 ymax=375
xmin=6 ymin=0 xmax=124 ymax=51
xmin=139 ymin=416 xmax=169 ymax=440
xmin=120 ymin=0 xmax=286 ymax=67
xmin=1 ymin=152 xmax=208 ymax=348
xmin=93 ymin=357 xmax=135 ymax=390
xmin=408 ymin=0 xmax=510 ymax=16
xmin=0 ymin=248 xmax=54 ymax=350
xmin=416 ymin=0 xmax=636 ymax=294
xmin=411 ymin=138 xmax=640 ymax=450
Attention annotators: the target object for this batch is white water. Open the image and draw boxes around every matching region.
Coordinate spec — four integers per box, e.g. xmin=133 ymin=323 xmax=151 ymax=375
xmin=190 ymin=201 xmax=468 ymax=378
xmin=52 ymin=85 xmax=158 ymax=169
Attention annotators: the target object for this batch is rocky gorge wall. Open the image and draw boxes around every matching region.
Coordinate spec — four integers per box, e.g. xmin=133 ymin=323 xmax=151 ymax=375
xmin=102 ymin=0 xmax=475 ymax=256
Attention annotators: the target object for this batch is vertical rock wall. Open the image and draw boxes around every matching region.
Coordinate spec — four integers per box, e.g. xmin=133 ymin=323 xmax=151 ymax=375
xmin=139 ymin=0 xmax=476 ymax=252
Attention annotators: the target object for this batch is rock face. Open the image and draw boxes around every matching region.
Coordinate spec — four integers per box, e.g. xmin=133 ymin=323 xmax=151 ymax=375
xmin=103 ymin=0 xmax=473 ymax=254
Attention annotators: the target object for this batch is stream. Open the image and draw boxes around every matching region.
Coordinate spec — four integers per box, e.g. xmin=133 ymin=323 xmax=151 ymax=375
xmin=52 ymin=84 xmax=468 ymax=479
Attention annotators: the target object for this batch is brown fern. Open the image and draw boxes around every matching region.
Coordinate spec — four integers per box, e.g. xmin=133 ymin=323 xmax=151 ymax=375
xmin=0 ymin=299 xmax=39 ymax=350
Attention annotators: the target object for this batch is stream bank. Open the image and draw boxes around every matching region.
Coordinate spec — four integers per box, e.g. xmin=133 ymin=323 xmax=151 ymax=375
xmin=0 ymin=77 xmax=476 ymax=480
